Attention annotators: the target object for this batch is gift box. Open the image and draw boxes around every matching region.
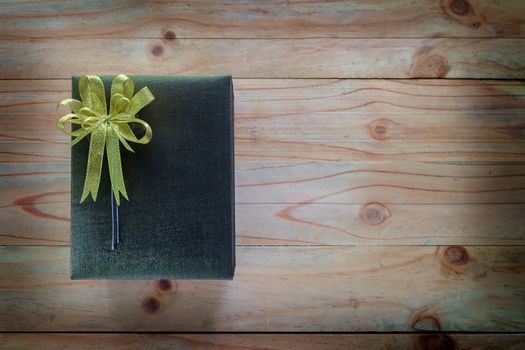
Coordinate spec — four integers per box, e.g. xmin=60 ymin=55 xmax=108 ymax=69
xmin=69 ymin=75 xmax=235 ymax=279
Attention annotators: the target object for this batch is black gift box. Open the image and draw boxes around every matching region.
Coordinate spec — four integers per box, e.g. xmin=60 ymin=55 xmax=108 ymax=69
xmin=70 ymin=75 xmax=235 ymax=279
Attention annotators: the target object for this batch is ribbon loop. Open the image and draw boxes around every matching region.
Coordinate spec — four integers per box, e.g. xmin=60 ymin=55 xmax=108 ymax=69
xmin=57 ymin=75 xmax=154 ymax=205
xmin=129 ymin=87 xmax=155 ymax=116
xmin=110 ymin=74 xmax=134 ymax=114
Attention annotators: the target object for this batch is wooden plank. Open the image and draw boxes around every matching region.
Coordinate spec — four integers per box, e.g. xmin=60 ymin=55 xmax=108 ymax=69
xmin=0 ymin=246 xmax=524 ymax=332
xmin=3 ymin=160 xmax=525 ymax=245
xmin=237 ymin=203 xmax=525 ymax=245
xmin=2 ymin=78 xmax=525 ymax=245
xmin=7 ymin=161 xmax=525 ymax=207
xmin=235 ymin=161 xmax=525 ymax=204
xmin=2 ymin=79 xmax=525 ymax=162
xmin=1 ymin=0 xmax=524 ymax=39
xmin=5 ymin=139 xmax=525 ymax=163
xmin=1 ymin=333 xmax=525 ymax=350
xmin=3 ymin=183 xmax=525 ymax=246
xmin=0 ymin=38 xmax=524 ymax=78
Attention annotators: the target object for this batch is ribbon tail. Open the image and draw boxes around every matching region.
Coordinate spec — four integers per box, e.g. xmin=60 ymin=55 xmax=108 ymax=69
xmin=80 ymin=124 xmax=107 ymax=203
xmin=106 ymin=126 xmax=128 ymax=206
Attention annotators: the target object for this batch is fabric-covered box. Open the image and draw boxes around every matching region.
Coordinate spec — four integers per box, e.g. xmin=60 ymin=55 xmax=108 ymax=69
xmin=69 ymin=75 xmax=235 ymax=279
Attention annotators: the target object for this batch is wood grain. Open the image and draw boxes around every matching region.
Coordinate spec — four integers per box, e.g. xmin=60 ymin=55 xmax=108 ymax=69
xmin=2 ymin=79 xmax=525 ymax=245
xmin=2 ymin=79 xmax=525 ymax=162
xmin=3 ymin=188 xmax=525 ymax=245
xmin=1 ymin=333 xmax=525 ymax=350
xmin=1 ymin=0 xmax=524 ymax=39
xmin=235 ymin=161 xmax=525 ymax=204
xmin=0 ymin=246 xmax=524 ymax=332
xmin=0 ymin=38 xmax=524 ymax=78
xmin=237 ymin=203 xmax=525 ymax=245
xmin=1 ymin=0 xmax=524 ymax=342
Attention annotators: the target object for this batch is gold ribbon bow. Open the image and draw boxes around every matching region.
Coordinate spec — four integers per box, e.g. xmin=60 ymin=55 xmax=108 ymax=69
xmin=57 ymin=74 xmax=154 ymax=205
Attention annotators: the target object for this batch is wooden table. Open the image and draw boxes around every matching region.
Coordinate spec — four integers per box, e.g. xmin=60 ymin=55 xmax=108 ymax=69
xmin=1 ymin=1 xmax=525 ymax=348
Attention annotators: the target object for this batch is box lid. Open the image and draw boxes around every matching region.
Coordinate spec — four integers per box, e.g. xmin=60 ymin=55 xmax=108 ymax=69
xmin=70 ymin=75 xmax=235 ymax=279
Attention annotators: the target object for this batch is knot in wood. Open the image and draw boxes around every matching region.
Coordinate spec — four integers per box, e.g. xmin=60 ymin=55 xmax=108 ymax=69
xmin=444 ymin=246 xmax=469 ymax=265
xmin=156 ymin=279 xmax=173 ymax=291
xmin=410 ymin=54 xmax=450 ymax=78
xmin=360 ymin=203 xmax=390 ymax=225
xmin=410 ymin=308 xmax=442 ymax=332
xmin=164 ymin=30 xmax=176 ymax=41
xmin=415 ymin=334 xmax=458 ymax=350
xmin=450 ymin=0 xmax=471 ymax=16
xmin=141 ymin=295 xmax=161 ymax=314
xmin=369 ymin=118 xmax=392 ymax=140
xmin=151 ymin=45 xmax=164 ymax=57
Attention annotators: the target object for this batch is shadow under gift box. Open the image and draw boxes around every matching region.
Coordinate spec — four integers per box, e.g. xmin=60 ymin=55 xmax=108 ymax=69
xmin=70 ymin=75 xmax=235 ymax=279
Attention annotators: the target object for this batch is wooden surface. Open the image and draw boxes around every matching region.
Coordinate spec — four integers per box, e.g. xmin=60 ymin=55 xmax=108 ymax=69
xmin=1 ymin=0 xmax=524 ymax=39
xmin=1 ymin=0 xmax=525 ymax=348
xmin=2 ymin=334 xmax=525 ymax=350
xmin=1 ymin=246 xmax=525 ymax=332
xmin=2 ymin=38 xmax=525 ymax=78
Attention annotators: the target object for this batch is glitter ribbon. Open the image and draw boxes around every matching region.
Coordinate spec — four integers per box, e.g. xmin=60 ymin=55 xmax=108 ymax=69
xmin=58 ymin=74 xmax=154 ymax=205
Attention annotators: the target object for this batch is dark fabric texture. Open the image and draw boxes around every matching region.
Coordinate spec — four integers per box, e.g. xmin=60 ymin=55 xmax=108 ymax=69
xmin=70 ymin=75 xmax=235 ymax=280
